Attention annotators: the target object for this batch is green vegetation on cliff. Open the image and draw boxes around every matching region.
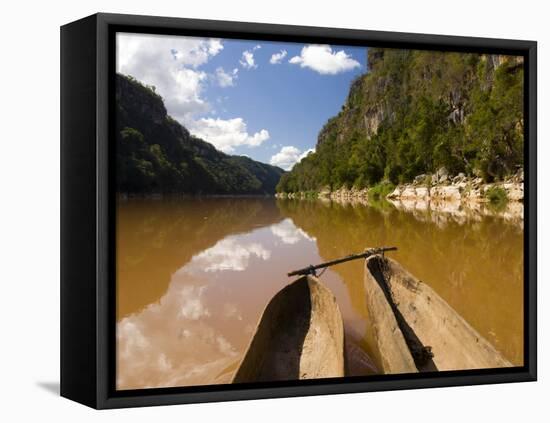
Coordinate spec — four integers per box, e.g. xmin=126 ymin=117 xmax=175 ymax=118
xmin=116 ymin=74 xmax=284 ymax=194
xmin=277 ymin=49 xmax=524 ymax=193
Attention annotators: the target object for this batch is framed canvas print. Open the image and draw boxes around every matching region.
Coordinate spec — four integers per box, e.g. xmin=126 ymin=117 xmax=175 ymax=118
xmin=60 ymin=13 xmax=537 ymax=409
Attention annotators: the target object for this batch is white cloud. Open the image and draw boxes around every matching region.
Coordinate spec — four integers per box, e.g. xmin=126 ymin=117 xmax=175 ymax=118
xmin=117 ymin=34 xmax=270 ymax=155
xmin=270 ymin=49 xmax=288 ymax=64
xmin=270 ymin=219 xmax=316 ymax=244
xmin=188 ymin=117 xmax=270 ymax=153
xmin=169 ymin=67 xmax=209 ymax=117
xmin=240 ymin=45 xmax=261 ymax=69
xmin=189 ymin=238 xmax=271 ymax=272
xmin=117 ymin=33 xmax=222 ymax=70
xmin=116 ymin=33 xmax=224 ymax=121
xmin=270 ymin=146 xmax=300 ymax=170
xmin=289 ymin=44 xmax=361 ymax=75
xmin=215 ymin=67 xmax=238 ymax=87
xmin=270 ymin=146 xmax=315 ymax=170
xmin=240 ymin=51 xmax=256 ymax=69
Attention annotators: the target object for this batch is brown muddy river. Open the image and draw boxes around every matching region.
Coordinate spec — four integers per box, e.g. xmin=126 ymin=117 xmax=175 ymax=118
xmin=116 ymin=197 xmax=524 ymax=390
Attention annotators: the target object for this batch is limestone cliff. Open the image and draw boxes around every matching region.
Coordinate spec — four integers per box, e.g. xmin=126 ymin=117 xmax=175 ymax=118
xmin=278 ymin=48 xmax=524 ymax=193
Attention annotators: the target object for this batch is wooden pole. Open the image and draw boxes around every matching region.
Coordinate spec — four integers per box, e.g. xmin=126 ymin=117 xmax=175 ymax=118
xmin=287 ymin=247 xmax=398 ymax=277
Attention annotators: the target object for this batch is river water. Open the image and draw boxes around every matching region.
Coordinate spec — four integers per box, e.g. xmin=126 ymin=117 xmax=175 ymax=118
xmin=116 ymin=197 xmax=523 ymax=390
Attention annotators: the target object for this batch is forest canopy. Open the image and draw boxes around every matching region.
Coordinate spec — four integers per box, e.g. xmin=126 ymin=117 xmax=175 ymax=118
xmin=116 ymin=74 xmax=284 ymax=195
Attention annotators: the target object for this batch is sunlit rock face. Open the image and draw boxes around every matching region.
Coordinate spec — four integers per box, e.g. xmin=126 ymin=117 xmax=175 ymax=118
xmin=400 ymin=186 xmax=417 ymax=199
xmin=415 ymin=187 xmax=430 ymax=199
xmin=385 ymin=167 xmax=524 ymax=206
xmin=430 ymin=185 xmax=462 ymax=201
xmin=503 ymin=183 xmax=524 ymax=202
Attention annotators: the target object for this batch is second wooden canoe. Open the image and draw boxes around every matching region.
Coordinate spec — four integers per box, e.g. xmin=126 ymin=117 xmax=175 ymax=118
xmin=233 ymin=275 xmax=345 ymax=383
xmin=364 ymin=254 xmax=512 ymax=373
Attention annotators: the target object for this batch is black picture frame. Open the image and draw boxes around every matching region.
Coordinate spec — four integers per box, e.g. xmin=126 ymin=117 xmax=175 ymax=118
xmin=60 ymin=12 xmax=537 ymax=409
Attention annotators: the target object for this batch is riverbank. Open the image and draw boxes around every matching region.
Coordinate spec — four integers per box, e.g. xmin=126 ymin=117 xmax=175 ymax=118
xmin=275 ymin=168 xmax=524 ymax=225
xmin=276 ymin=167 xmax=523 ymax=204
xmin=279 ymin=191 xmax=523 ymax=227
xmin=386 ymin=167 xmax=523 ymax=203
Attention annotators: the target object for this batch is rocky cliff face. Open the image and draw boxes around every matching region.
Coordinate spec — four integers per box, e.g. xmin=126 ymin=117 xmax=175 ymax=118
xmin=323 ymin=50 xmax=522 ymax=146
xmin=117 ymin=74 xmax=167 ymax=125
xmin=277 ymin=47 xmax=524 ymax=194
xmin=116 ymin=74 xmax=284 ymax=195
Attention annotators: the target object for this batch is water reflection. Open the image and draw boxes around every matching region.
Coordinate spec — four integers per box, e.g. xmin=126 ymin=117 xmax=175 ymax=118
xmin=116 ymin=197 xmax=523 ymax=390
xmin=278 ymin=198 xmax=524 ymax=368
xmin=187 ymin=238 xmax=271 ymax=273
xmin=117 ymin=271 xmax=241 ymax=389
xmin=116 ymin=198 xmax=283 ymax=320
xmin=117 ymin=200 xmax=328 ymax=389
xmin=387 ymin=198 xmax=524 ymax=228
xmin=270 ymin=218 xmax=317 ymax=245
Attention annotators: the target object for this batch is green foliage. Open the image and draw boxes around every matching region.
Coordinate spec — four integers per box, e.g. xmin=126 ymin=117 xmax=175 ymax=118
xmin=123 ymin=75 xmax=163 ymax=101
xmin=485 ymin=186 xmax=508 ymax=205
xmin=116 ymin=74 xmax=284 ymax=194
xmin=303 ymin=191 xmax=319 ymax=199
xmin=368 ymin=182 xmax=396 ymax=201
xmin=467 ymin=61 xmax=524 ymax=181
xmin=277 ymin=50 xmax=524 ymax=193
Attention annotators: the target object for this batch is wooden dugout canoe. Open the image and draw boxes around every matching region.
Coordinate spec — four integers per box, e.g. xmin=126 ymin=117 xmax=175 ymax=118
xmin=232 ymin=276 xmax=345 ymax=383
xmin=364 ymin=255 xmax=512 ymax=373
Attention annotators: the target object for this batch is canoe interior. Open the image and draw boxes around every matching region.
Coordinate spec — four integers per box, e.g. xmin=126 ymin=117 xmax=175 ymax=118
xmin=363 ymin=256 xmax=419 ymax=374
xmin=232 ymin=276 xmax=345 ymax=383
xmin=365 ymin=255 xmax=512 ymax=373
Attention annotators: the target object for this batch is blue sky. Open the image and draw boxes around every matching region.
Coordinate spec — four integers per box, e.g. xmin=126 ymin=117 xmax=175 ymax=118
xmin=117 ymin=33 xmax=367 ymax=169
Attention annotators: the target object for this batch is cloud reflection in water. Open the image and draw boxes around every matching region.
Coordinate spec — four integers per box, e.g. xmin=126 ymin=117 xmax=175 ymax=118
xmin=117 ymin=218 xmax=323 ymax=389
xmin=186 ymin=238 xmax=271 ymax=272
xmin=117 ymin=231 xmax=277 ymax=389
xmin=270 ymin=218 xmax=316 ymax=244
